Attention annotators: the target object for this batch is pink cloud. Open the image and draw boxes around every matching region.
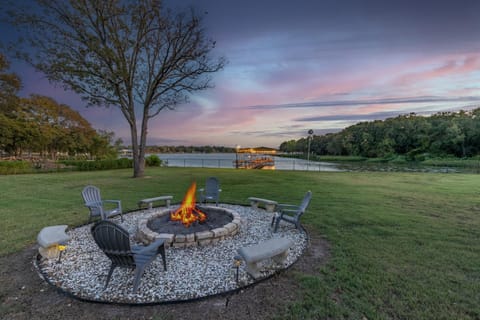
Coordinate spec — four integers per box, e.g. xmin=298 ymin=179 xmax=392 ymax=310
xmin=355 ymin=104 xmax=395 ymax=115
xmin=146 ymin=87 xmax=268 ymax=144
xmin=447 ymin=86 xmax=480 ymax=97
xmin=303 ymin=76 xmax=374 ymax=100
xmin=393 ymin=54 xmax=480 ymax=86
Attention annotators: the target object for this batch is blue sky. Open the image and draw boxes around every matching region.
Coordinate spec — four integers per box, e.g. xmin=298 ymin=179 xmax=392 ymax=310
xmin=2 ymin=0 xmax=480 ymax=148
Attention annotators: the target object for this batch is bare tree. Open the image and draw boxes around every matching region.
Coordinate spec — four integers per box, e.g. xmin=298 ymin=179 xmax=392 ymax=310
xmin=9 ymin=0 xmax=225 ymax=177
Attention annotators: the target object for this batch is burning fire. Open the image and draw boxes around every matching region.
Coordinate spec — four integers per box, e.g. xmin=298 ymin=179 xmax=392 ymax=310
xmin=171 ymin=181 xmax=207 ymax=227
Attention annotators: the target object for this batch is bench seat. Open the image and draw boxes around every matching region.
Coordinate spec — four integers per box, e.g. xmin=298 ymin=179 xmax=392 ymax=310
xmin=138 ymin=195 xmax=173 ymax=209
xmin=237 ymin=237 xmax=292 ymax=279
xmin=247 ymin=197 xmax=278 ymax=212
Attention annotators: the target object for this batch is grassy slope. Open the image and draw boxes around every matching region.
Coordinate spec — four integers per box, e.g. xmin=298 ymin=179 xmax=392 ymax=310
xmin=0 ymin=168 xmax=479 ymax=319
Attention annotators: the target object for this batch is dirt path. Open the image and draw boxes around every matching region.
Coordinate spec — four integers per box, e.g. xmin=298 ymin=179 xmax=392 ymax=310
xmin=0 ymin=229 xmax=329 ymax=320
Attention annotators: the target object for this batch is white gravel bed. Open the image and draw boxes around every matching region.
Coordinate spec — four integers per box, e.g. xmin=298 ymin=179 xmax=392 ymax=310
xmin=36 ymin=204 xmax=308 ymax=304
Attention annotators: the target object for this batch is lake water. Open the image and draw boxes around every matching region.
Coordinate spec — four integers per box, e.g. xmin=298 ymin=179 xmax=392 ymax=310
xmin=156 ymin=153 xmax=341 ymax=171
xmin=156 ymin=153 xmax=478 ymax=173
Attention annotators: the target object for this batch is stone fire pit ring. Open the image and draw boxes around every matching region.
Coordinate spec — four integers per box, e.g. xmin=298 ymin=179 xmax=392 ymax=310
xmin=137 ymin=206 xmax=242 ymax=248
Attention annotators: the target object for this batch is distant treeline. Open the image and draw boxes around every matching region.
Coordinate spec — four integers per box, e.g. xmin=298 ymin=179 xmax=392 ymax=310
xmin=280 ymin=108 xmax=480 ymax=160
xmin=144 ymin=145 xmax=235 ymax=154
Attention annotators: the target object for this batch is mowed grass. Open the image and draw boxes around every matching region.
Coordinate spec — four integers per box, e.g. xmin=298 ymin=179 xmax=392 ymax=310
xmin=1 ymin=168 xmax=479 ymax=319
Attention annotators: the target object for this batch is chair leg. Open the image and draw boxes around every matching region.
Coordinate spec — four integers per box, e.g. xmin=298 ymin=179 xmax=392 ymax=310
xmin=131 ymin=249 xmax=166 ymax=293
xmin=100 ymin=208 xmax=106 ymax=220
xmin=104 ymin=263 xmax=116 ymax=289
xmin=295 ymin=221 xmax=304 ymax=231
xmin=132 ymin=264 xmax=147 ymax=293
xmin=273 ymin=216 xmax=281 ymax=233
xmin=271 ymin=213 xmax=280 ymax=228
xmin=162 ymin=250 xmax=167 ymax=271
xmin=158 ymin=244 xmax=167 ymax=271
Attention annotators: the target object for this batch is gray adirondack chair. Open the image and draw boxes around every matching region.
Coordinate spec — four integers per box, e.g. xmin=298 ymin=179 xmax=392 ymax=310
xmin=272 ymin=191 xmax=312 ymax=232
xmin=198 ymin=177 xmax=222 ymax=206
xmin=91 ymin=220 xmax=167 ymax=293
xmin=82 ymin=185 xmax=123 ymax=223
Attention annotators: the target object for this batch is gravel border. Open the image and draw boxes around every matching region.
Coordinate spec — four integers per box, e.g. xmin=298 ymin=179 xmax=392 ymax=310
xmin=35 ymin=204 xmax=308 ymax=304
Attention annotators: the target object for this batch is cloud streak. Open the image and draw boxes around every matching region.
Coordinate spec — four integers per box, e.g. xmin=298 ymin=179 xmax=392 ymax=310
xmin=248 ymin=96 xmax=480 ymax=110
xmin=394 ymin=56 xmax=480 ymax=86
xmin=296 ymin=104 xmax=480 ymax=123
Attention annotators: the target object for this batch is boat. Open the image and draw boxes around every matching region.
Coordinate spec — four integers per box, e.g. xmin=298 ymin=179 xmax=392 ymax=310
xmin=234 ymin=147 xmax=276 ymax=169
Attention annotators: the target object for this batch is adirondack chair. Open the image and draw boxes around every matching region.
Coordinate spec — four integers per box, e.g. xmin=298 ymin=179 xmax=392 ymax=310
xmin=198 ymin=177 xmax=222 ymax=206
xmin=91 ymin=220 xmax=167 ymax=293
xmin=82 ymin=185 xmax=123 ymax=223
xmin=272 ymin=191 xmax=312 ymax=232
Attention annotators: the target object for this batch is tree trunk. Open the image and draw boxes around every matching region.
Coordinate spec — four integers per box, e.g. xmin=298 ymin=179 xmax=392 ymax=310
xmin=130 ymin=122 xmax=145 ymax=178
xmin=133 ymin=152 xmax=145 ymax=178
xmin=133 ymin=112 xmax=150 ymax=178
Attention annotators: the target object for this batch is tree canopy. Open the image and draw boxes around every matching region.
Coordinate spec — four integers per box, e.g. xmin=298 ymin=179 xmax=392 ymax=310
xmin=0 ymin=54 xmax=21 ymax=109
xmin=280 ymin=109 xmax=480 ymax=159
xmin=0 ymin=93 xmax=117 ymax=159
xmin=0 ymin=53 xmax=117 ymax=159
xmin=9 ymin=0 xmax=226 ymax=177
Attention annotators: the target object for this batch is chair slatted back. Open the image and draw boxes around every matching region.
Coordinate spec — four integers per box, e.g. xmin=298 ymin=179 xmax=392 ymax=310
xmin=297 ymin=191 xmax=312 ymax=218
xmin=82 ymin=185 xmax=101 ymax=204
xmin=91 ymin=220 xmax=135 ymax=268
xmin=82 ymin=185 xmax=103 ymax=217
xmin=205 ymin=177 xmax=220 ymax=198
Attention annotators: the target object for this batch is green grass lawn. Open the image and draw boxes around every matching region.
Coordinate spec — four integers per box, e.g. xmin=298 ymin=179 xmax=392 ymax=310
xmin=1 ymin=168 xmax=479 ymax=319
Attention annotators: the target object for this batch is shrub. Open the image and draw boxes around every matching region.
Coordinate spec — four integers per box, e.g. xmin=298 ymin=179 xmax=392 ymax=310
xmin=366 ymin=157 xmax=390 ymax=163
xmin=317 ymin=155 xmax=367 ymax=162
xmin=389 ymin=155 xmax=408 ymax=164
xmin=422 ymin=157 xmax=480 ymax=168
xmin=145 ymin=154 xmax=162 ymax=167
xmin=59 ymin=158 xmax=133 ymax=171
xmin=0 ymin=160 xmax=33 ymax=175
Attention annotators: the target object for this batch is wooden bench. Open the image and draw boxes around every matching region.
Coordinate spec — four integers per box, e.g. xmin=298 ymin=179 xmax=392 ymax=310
xmin=237 ymin=237 xmax=292 ymax=279
xmin=138 ymin=195 xmax=173 ymax=209
xmin=37 ymin=225 xmax=70 ymax=260
xmin=248 ymin=197 xmax=278 ymax=212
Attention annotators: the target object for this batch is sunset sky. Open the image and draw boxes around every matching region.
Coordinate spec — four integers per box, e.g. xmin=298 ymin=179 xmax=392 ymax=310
xmin=2 ymin=0 xmax=480 ymax=148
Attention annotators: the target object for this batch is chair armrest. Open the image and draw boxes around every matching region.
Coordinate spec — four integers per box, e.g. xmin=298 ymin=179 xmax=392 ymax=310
xmin=103 ymin=200 xmax=122 ymax=212
xmin=277 ymin=204 xmax=300 ymax=210
xmin=278 ymin=209 xmax=299 ymax=217
xmin=103 ymin=200 xmax=121 ymax=205
xmin=277 ymin=204 xmax=300 ymax=217
xmin=137 ymin=238 xmax=165 ymax=255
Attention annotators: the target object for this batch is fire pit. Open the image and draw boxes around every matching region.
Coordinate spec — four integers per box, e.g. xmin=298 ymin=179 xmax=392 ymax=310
xmin=137 ymin=182 xmax=242 ymax=247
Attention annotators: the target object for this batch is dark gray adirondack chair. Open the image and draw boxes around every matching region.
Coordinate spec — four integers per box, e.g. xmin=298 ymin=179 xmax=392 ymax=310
xmin=82 ymin=185 xmax=123 ymax=223
xmin=198 ymin=177 xmax=222 ymax=206
xmin=272 ymin=191 xmax=312 ymax=233
xmin=91 ymin=220 xmax=167 ymax=293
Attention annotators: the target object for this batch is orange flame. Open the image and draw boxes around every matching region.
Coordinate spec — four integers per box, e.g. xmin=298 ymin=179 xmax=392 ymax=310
xmin=170 ymin=181 xmax=207 ymax=227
